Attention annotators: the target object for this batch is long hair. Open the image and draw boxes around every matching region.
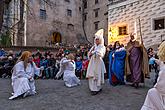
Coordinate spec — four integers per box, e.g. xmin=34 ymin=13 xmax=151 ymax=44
xmin=113 ymin=41 xmax=120 ymax=50
xmin=67 ymin=53 xmax=75 ymax=61
xmin=158 ymin=41 xmax=165 ymax=62
xmin=17 ymin=51 xmax=32 ymax=70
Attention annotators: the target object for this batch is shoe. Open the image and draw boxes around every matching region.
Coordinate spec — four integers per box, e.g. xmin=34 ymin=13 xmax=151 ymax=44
xmin=30 ymin=91 xmax=37 ymax=95
xmin=99 ymin=89 xmax=102 ymax=92
xmin=23 ymin=91 xmax=30 ymax=98
xmin=9 ymin=96 xmax=16 ymax=100
xmin=91 ymin=91 xmax=98 ymax=95
xmin=131 ymin=83 xmax=135 ymax=87
xmin=134 ymin=83 xmax=139 ymax=89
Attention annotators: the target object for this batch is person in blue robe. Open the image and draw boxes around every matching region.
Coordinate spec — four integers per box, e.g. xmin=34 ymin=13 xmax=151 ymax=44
xmin=109 ymin=41 xmax=126 ymax=86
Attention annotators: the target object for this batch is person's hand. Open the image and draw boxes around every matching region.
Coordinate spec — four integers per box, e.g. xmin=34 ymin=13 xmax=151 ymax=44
xmin=112 ymin=54 xmax=115 ymax=58
xmin=29 ymin=76 xmax=33 ymax=79
xmin=89 ymin=52 xmax=93 ymax=58
xmin=29 ymin=77 xmax=34 ymax=82
xmin=38 ymin=72 xmax=42 ymax=77
xmin=127 ymin=46 xmax=133 ymax=52
xmin=93 ymin=77 xmax=98 ymax=81
xmin=40 ymin=66 xmax=44 ymax=71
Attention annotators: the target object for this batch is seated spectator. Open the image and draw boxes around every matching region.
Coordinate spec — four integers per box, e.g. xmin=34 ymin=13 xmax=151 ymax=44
xmin=82 ymin=56 xmax=89 ymax=79
xmin=75 ymin=57 xmax=82 ymax=79
xmin=45 ymin=54 xmax=57 ymax=79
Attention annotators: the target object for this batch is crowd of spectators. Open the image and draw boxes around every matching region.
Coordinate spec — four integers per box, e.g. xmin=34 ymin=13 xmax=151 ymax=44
xmin=0 ymin=42 xmax=161 ymax=81
xmin=0 ymin=45 xmax=91 ymax=79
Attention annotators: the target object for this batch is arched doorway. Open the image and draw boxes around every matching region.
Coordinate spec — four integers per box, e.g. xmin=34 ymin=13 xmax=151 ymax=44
xmin=52 ymin=32 xmax=62 ymax=43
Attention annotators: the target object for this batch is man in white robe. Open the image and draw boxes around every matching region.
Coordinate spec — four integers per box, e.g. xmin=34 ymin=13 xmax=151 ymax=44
xmin=86 ymin=29 xmax=106 ymax=95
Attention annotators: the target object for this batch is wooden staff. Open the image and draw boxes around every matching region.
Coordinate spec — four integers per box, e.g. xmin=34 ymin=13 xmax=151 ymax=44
xmin=138 ymin=18 xmax=143 ymax=44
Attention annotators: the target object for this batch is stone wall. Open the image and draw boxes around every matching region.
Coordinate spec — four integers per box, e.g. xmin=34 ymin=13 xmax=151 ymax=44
xmin=84 ymin=0 xmax=109 ymax=44
xmin=108 ymin=0 xmax=165 ymax=47
xmin=26 ymin=0 xmax=85 ymax=47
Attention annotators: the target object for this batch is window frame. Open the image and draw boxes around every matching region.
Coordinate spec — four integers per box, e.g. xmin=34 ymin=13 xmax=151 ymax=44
xmin=95 ymin=0 xmax=99 ymax=4
xmin=40 ymin=9 xmax=47 ymax=20
xmin=94 ymin=21 xmax=99 ymax=30
xmin=67 ymin=9 xmax=72 ymax=17
xmin=153 ymin=18 xmax=165 ymax=31
xmin=118 ymin=26 xmax=128 ymax=35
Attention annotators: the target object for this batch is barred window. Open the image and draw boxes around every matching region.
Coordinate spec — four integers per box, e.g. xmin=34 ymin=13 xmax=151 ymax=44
xmin=118 ymin=26 xmax=127 ymax=35
xmin=40 ymin=9 xmax=47 ymax=20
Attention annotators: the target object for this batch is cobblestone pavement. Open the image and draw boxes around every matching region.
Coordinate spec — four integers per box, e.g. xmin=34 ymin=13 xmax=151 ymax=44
xmin=0 ymin=77 xmax=153 ymax=110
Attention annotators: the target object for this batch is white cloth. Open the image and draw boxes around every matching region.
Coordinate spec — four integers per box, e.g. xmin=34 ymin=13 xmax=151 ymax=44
xmin=56 ymin=58 xmax=80 ymax=87
xmin=141 ymin=61 xmax=165 ymax=110
xmin=86 ymin=44 xmax=106 ymax=91
xmin=55 ymin=57 xmax=67 ymax=79
xmin=9 ymin=61 xmax=41 ymax=99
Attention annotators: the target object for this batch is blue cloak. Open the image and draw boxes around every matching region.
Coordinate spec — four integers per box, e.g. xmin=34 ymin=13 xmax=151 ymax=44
xmin=108 ymin=50 xmax=126 ymax=85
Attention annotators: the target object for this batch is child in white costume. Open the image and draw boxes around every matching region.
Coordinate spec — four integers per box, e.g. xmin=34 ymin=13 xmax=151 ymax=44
xmin=141 ymin=41 xmax=165 ymax=110
xmin=56 ymin=54 xmax=80 ymax=87
xmin=9 ymin=51 xmax=43 ymax=100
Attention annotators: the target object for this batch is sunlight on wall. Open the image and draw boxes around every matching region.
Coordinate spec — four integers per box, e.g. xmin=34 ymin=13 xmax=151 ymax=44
xmin=108 ymin=23 xmax=130 ymax=46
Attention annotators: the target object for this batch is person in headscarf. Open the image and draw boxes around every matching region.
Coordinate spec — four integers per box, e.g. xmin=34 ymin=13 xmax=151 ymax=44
xmin=125 ymin=33 xmax=149 ymax=88
xmin=141 ymin=41 xmax=165 ymax=110
xmin=9 ymin=51 xmax=43 ymax=100
xmin=108 ymin=41 xmax=126 ymax=86
xmin=86 ymin=29 xmax=106 ymax=95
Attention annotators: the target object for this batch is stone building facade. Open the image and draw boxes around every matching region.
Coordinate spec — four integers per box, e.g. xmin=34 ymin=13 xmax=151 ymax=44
xmin=1 ymin=0 xmax=110 ymax=46
xmin=26 ymin=0 xmax=85 ymax=46
xmin=1 ymin=0 xmax=22 ymax=46
xmin=83 ymin=0 xmax=109 ymax=44
xmin=108 ymin=0 xmax=165 ymax=47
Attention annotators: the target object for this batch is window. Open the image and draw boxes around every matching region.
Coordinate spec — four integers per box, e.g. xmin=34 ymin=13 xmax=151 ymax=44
xmin=83 ymin=0 xmax=87 ymax=9
xmin=67 ymin=24 xmax=74 ymax=31
xmin=65 ymin=0 xmax=70 ymax=2
xmin=95 ymin=0 xmax=99 ymax=4
xmin=79 ymin=7 xmax=81 ymax=12
xmin=67 ymin=9 xmax=72 ymax=16
xmin=95 ymin=11 xmax=98 ymax=17
xmin=83 ymin=13 xmax=87 ymax=21
xmin=118 ymin=26 xmax=127 ymax=35
xmin=40 ymin=9 xmax=47 ymax=20
xmin=94 ymin=21 xmax=99 ymax=30
xmin=94 ymin=8 xmax=99 ymax=18
xmin=154 ymin=18 xmax=165 ymax=30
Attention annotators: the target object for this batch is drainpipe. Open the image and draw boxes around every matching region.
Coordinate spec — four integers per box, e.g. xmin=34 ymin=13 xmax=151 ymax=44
xmin=82 ymin=0 xmax=91 ymax=44
xmin=24 ymin=0 xmax=27 ymax=46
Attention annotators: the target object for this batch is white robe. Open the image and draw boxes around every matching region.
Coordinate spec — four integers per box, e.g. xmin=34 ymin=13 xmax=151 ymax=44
xmin=141 ymin=61 xmax=165 ymax=110
xmin=9 ymin=61 xmax=40 ymax=99
xmin=86 ymin=44 xmax=106 ymax=92
xmin=56 ymin=58 xmax=80 ymax=87
xmin=55 ymin=57 xmax=67 ymax=79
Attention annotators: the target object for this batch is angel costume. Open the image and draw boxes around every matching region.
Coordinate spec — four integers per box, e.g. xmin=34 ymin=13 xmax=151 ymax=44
xmin=141 ymin=41 xmax=165 ymax=110
xmin=86 ymin=29 xmax=106 ymax=93
xmin=141 ymin=60 xmax=165 ymax=110
xmin=9 ymin=61 xmax=41 ymax=100
xmin=56 ymin=58 xmax=80 ymax=87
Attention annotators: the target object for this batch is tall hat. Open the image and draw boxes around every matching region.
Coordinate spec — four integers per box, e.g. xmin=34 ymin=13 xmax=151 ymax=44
xmin=94 ymin=29 xmax=104 ymax=45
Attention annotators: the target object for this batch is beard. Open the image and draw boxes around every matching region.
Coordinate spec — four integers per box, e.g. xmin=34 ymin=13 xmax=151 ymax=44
xmin=131 ymin=39 xmax=136 ymax=42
